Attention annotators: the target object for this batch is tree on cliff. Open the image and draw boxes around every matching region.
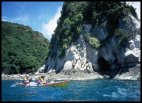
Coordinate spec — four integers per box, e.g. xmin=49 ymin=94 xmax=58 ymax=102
xmin=48 ymin=1 xmax=138 ymax=58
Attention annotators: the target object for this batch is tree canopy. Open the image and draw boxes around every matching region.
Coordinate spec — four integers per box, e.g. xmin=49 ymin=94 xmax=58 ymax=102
xmin=2 ymin=21 xmax=49 ymax=74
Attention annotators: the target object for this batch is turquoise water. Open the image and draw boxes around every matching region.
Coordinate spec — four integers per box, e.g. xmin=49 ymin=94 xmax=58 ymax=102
xmin=2 ymin=79 xmax=140 ymax=101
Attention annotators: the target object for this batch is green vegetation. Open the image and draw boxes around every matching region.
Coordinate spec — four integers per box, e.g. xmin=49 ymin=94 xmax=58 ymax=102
xmin=2 ymin=21 xmax=49 ymax=74
xmin=114 ymin=28 xmax=133 ymax=47
xmin=88 ymin=37 xmax=100 ymax=48
xmin=48 ymin=2 xmax=138 ymax=58
xmin=48 ymin=2 xmax=86 ymax=57
xmin=83 ymin=32 xmax=101 ymax=48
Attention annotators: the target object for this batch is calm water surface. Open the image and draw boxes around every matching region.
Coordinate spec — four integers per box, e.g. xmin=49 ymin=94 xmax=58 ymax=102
xmin=2 ymin=79 xmax=140 ymax=101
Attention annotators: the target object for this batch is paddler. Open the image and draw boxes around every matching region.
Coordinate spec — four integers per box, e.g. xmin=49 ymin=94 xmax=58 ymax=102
xmin=38 ymin=75 xmax=47 ymax=85
xmin=22 ymin=74 xmax=30 ymax=85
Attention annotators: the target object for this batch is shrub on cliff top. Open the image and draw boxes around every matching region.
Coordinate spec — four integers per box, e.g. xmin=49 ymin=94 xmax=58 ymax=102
xmin=88 ymin=37 xmax=101 ymax=48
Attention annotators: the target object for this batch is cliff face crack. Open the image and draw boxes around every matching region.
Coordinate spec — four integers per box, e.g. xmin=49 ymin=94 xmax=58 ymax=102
xmin=98 ymin=57 xmax=110 ymax=75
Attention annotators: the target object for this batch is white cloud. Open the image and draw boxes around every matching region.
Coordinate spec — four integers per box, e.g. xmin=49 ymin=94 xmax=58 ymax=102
xmin=2 ymin=15 xmax=30 ymax=24
xmin=126 ymin=2 xmax=140 ymax=20
xmin=41 ymin=7 xmax=62 ymax=40
xmin=12 ymin=15 xmax=30 ymax=22
xmin=2 ymin=16 xmax=8 ymax=21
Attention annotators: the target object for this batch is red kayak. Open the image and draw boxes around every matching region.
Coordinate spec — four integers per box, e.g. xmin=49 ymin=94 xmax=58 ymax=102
xmin=12 ymin=80 xmax=68 ymax=87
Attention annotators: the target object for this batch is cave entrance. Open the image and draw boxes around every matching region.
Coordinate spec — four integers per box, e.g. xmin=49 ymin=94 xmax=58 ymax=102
xmin=98 ymin=57 xmax=110 ymax=75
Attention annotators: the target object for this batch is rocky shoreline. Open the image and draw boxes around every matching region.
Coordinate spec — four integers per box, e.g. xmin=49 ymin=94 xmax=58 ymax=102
xmin=1 ymin=72 xmax=103 ymax=81
xmin=2 ymin=64 xmax=140 ymax=81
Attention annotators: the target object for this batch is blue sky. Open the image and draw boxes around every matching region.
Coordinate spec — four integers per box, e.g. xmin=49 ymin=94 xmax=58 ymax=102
xmin=2 ymin=2 xmax=140 ymax=41
xmin=2 ymin=2 xmax=63 ymax=40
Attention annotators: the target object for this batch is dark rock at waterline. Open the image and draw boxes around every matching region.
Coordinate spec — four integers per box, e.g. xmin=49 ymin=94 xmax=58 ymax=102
xmin=114 ymin=64 xmax=140 ymax=80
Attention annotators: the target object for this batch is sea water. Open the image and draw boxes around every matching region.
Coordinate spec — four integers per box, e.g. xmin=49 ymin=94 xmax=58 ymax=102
xmin=2 ymin=79 xmax=140 ymax=101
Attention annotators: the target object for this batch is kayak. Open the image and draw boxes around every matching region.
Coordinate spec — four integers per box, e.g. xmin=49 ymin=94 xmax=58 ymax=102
xmin=11 ymin=80 xmax=68 ymax=87
xmin=48 ymin=80 xmax=68 ymax=87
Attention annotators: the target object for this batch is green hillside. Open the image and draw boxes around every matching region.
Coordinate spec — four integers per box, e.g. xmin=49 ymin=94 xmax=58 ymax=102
xmin=2 ymin=21 xmax=49 ymax=74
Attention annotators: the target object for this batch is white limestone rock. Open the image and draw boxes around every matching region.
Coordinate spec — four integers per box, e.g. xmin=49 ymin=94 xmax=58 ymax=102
xmin=64 ymin=61 xmax=72 ymax=70
xmin=35 ymin=65 xmax=45 ymax=74
xmin=128 ymin=40 xmax=135 ymax=50
xmin=134 ymin=34 xmax=140 ymax=48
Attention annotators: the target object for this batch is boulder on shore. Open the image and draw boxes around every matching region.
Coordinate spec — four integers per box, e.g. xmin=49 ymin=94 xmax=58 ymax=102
xmin=114 ymin=64 xmax=140 ymax=80
xmin=35 ymin=65 xmax=45 ymax=74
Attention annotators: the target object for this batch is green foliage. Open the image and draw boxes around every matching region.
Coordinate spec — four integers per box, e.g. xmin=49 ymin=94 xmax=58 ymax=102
xmin=114 ymin=28 xmax=132 ymax=46
xmin=51 ymin=3 xmax=85 ymax=57
xmin=49 ymin=2 xmax=137 ymax=58
xmin=82 ymin=32 xmax=100 ymax=48
xmin=2 ymin=21 xmax=49 ymax=74
xmin=88 ymin=37 xmax=100 ymax=48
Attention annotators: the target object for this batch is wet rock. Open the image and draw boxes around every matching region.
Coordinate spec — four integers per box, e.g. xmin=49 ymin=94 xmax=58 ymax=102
xmin=114 ymin=64 xmax=140 ymax=80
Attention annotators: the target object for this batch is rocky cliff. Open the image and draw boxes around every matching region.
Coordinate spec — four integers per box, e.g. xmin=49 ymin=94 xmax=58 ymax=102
xmin=39 ymin=2 xmax=140 ymax=80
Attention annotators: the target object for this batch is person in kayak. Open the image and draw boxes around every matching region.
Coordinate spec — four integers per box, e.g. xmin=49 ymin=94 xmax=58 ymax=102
xmin=22 ymin=74 xmax=31 ymax=85
xmin=37 ymin=76 xmax=47 ymax=85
